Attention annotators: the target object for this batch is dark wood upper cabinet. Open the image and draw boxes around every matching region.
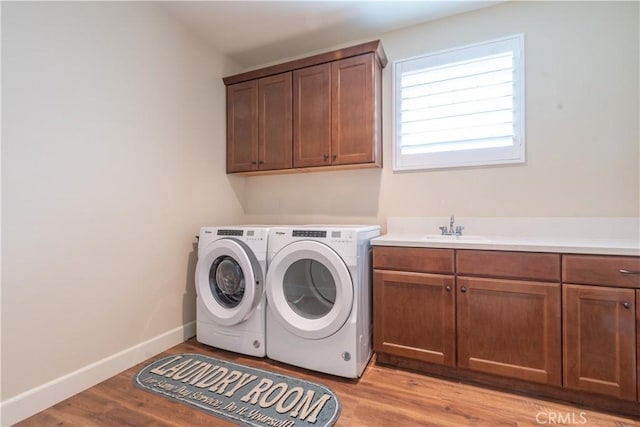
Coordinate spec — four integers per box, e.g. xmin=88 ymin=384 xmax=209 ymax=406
xmin=331 ymin=53 xmax=379 ymax=166
xmin=293 ymin=63 xmax=331 ymax=168
xmin=224 ymin=40 xmax=386 ymax=175
xmin=226 ymin=73 xmax=292 ymax=173
xmin=258 ymin=72 xmax=292 ymax=171
xmin=226 ymin=80 xmax=258 ymax=173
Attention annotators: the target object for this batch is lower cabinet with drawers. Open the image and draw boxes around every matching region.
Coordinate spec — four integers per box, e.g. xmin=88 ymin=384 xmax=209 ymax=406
xmin=373 ymin=246 xmax=640 ymax=416
xmin=562 ymin=255 xmax=640 ymax=402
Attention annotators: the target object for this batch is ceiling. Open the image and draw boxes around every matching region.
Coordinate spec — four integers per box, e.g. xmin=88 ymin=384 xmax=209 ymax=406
xmin=161 ymin=1 xmax=502 ymax=69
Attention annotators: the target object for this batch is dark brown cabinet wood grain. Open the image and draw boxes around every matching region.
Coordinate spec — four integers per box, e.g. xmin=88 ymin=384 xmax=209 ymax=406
xmin=226 ymin=73 xmax=292 ymax=172
xmin=455 ymin=250 xmax=562 ymax=385
xmin=331 ymin=53 xmax=380 ymax=166
xmin=563 ymin=254 xmax=640 ymax=289
xmin=373 ymin=246 xmax=454 ymax=274
xmin=293 ymin=63 xmax=331 ymax=168
xmin=457 ymin=250 xmax=561 ymax=282
xmin=226 ymin=80 xmax=258 ymax=173
xmin=258 ymin=72 xmax=292 ymax=171
xmin=563 ymin=284 xmax=637 ymax=401
xmin=224 ymin=41 xmax=386 ymax=175
xmin=373 ymin=246 xmax=640 ymax=414
xmin=456 ymin=277 xmax=562 ymax=386
xmin=562 ymin=254 xmax=639 ymax=401
xmin=373 ymin=270 xmax=455 ymax=366
xmin=373 ymin=247 xmax=455 ymax=366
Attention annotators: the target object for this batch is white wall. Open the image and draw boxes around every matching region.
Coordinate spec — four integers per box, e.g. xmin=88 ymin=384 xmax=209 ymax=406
xmin=1 ymin=2 xmax=244 ymax=423
xmin=243 ymin=1 xmax=640 ymax=228
xmin=1 ymin=0 xmax=638 ymax=424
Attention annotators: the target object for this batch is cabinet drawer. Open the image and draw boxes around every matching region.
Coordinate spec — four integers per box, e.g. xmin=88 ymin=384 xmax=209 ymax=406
xmin=563 ymin=255 xmax=640 ymax=288
xmin=373 ymin=246 xmax=454 ymax=274
xmin=457 ymin=250 xmax=561 ymax=282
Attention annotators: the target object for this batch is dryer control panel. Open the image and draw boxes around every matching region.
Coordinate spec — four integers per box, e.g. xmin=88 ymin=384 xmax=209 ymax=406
xmin=330 ymin=230 xmax=355 ymax=244
xmin=291 ymin=229 xmax=354 ymax=244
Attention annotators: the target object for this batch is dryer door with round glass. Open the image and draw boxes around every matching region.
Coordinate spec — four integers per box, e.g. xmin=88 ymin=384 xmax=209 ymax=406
xmin=266 ymin=240 xmax=354 ymax=340
xmin=196 ymin=239 xmax=262 ymax=326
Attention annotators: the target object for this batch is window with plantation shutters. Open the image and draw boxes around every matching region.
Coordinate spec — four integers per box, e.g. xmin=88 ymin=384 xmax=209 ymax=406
xmin=393 ymin=35 xmax=525 ymax=171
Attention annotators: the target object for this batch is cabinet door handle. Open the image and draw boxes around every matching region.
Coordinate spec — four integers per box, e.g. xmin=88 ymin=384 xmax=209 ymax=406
xmin=622 ymin=302 xmax=632 ymax=309
xmin=258 ymin=160 xmax=264 ymax=165
xmin=323 ymin=154 xmax=329 ymax=162
xmin=460 ymin=287 xmax=467 ymax=293
xmin=332 ymin=154 xmax=337 ymax=161
xmin=619 ymin=269 xmax=640 ymax=275
xmin=251 ymin=161 xmax=257 ymax=165
xmin=445 ymin=285 xmax=452 ymax=292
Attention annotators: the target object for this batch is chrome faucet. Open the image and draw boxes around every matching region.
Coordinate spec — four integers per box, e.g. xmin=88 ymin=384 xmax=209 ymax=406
xmin=439 ymin=215 xmax=464 ymax=236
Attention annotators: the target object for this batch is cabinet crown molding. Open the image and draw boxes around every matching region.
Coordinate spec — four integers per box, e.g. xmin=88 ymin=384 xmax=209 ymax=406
xmin=223 ymin=40 xmax=387 ymax=86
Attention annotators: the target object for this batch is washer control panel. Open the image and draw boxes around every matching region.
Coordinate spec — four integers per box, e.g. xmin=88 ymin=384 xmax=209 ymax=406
xmin=245 ymin=230 xmax=266 ymax=241
xmin=217 ymin=229 xmax=243 ymax=236
xmin=216 ymin=228 xmax=266 ymax=241
xmin=291 ymin=229 xmax=354 ymax=244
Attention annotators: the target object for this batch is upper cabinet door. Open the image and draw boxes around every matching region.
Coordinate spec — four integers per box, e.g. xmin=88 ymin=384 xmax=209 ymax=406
xmin=331 ymin=53 xmax=379 ymax=166
xmin=258 ymin=72 xmax=293 ymax=171
xmin=226 ymin=80 xmax=258 ymax=173
xmin=293 ymin=63 xmax=332 ymax=168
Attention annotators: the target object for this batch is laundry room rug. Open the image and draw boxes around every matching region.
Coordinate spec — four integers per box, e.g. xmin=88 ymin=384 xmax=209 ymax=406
xmin=134 ymin=353 xmax=341 ymax=427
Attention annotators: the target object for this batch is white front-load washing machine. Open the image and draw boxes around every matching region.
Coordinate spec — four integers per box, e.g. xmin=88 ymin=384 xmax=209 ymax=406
xmin=195 ymin=226 xmax=270 ymax=357
xmin=265 ymin=225 xmax=380 ymax=378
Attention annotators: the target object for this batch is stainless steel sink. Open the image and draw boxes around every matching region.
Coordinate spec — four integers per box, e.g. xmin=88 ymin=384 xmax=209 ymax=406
xmin=423 ymin=235 xmax=492 ymax=243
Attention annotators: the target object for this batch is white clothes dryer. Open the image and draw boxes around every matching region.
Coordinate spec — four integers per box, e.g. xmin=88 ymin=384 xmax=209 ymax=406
xmin=265 ymin=225 xmax=380 ymax=378
xmin=195 ymin=226 xmax=270 ymax=357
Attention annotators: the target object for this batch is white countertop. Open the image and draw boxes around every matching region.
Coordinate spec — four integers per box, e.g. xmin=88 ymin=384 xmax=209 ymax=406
xmin=372 ymin=233 xmax=640 ymax=256
xmin=372 ymin=217 xmax=640 ymax=256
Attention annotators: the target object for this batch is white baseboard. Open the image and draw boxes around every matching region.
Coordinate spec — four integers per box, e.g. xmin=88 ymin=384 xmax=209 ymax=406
xmin=1 ymin=321 xmax=196 ymax=426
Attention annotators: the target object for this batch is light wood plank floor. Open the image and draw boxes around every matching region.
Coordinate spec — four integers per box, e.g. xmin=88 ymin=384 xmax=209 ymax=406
xmin=17 ymin=339 xmax=640 ymax=426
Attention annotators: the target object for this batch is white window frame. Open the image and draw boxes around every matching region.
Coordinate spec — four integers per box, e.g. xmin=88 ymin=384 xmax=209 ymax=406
xmin=393 ymin=34 xmax=525 ymax=171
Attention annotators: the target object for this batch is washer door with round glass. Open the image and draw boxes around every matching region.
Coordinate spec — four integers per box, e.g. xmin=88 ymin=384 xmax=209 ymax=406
xmin=195 ymin=239 xmax=262 ymax=326
xmin=266 ymin=240 xmax=353 ymax=340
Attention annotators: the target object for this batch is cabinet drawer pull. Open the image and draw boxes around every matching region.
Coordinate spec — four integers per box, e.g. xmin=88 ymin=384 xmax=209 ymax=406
xmin=460 ymin=287 xmax=467 ymax=293
xmin=622 ymin=302 xmax=632 ymax=309
xmin=619 ymin=269 xmax=640 ymax=275
xmin=445 ymin=285 xmax=452 ymax=292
